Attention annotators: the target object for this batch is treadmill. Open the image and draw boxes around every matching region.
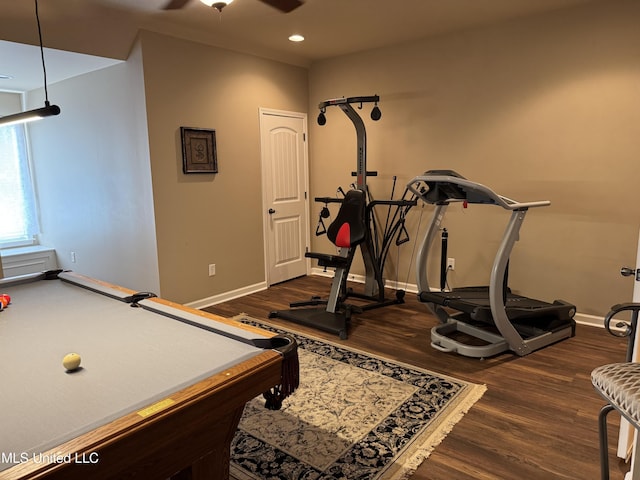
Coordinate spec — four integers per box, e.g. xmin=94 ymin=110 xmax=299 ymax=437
xmin=407 ymin=170 xmax=576 ymax=358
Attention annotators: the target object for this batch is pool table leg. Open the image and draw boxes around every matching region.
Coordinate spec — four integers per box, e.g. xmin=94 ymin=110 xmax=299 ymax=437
xmin=170 ymin=405 xmax=244 ymax=480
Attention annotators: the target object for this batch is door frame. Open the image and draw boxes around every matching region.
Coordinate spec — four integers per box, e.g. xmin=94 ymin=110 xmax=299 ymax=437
xmin=259 ymin=107 xmax=310 ymax=286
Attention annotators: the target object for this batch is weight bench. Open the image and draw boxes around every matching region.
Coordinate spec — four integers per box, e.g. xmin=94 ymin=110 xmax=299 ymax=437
xmin=269 ymin=189 xmax=367 ymax=339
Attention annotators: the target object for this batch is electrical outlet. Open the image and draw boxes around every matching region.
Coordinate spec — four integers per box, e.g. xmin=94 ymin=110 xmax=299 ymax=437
xmin=208 ymin=264 xmax=216 ymax=276
xmin=447 ymin=257 xmax=455 ymax=270
xmin=70 ymin=251 xmax=77 ymax=263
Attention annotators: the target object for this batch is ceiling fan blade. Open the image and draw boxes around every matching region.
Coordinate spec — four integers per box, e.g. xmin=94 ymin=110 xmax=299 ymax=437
xmin=164 ymin=0 xmax=191 ymax=9
xmin=259 ymin=0 xmax=304 ymax=13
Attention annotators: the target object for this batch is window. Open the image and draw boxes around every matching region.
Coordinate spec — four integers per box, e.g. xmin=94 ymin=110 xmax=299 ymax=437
xmin=0 ymin=124 xmax=39 ymax=248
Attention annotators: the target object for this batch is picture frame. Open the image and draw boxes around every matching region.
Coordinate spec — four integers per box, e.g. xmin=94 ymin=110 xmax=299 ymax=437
xmin=180 ymin=127 xmax=218 ymax=174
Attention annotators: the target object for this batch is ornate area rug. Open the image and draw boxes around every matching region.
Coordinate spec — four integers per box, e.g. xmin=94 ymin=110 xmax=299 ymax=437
xmin=230 ymin=316 xmax=486 ymax=480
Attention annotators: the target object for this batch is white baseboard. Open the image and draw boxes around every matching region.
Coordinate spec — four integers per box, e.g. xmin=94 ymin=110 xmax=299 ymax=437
xmin=310 ymin=267 xmax=606 ymax=328
xmin=573 ymin=312 xmax=605 ymax=328
xmin=186 ymin=281 xmax=267 ymax=310
xmin=189 ymin=269 xmax=607 ymax=329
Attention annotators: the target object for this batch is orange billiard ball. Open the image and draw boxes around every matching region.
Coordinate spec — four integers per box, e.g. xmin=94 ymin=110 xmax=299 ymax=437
xmin=0 ymin=294 xmax=10 ymax=306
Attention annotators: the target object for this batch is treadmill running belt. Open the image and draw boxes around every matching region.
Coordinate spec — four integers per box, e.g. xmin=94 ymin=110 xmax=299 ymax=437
xmin=419 ymin=286 xmax=576 ymax=323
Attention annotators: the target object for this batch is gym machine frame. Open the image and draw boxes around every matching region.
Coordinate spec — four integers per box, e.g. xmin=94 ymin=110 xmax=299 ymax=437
xmin=317 ymin=96 xmax=416 ymax=303
xmin=407 ymin=170 xmax=576 ymax=357
xmin=269 ymin=96 xmax=415 ymax=339
xmin=319 ymin=95 xmax=387 ymax=300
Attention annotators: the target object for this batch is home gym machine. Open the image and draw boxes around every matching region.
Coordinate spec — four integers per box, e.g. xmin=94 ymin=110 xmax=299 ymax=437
xmin=407 ymin=170 xmax=576 ymax=357
xmin=269 ymin=95 xmax=416 ymax=339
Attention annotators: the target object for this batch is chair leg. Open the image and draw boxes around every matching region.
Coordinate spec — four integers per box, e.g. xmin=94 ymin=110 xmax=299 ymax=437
xmin=599 ymin=404 xmax=616 ymax=480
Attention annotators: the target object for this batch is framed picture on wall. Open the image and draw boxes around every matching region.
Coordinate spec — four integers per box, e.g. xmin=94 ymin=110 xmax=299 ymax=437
xmin=180 ymin=127 xmax=218 ymax=174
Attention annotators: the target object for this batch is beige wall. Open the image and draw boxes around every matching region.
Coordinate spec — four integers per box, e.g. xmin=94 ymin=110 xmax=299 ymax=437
xmin=139 ymin=31 xmax=309 ymax=303
xmin=0 ymin=92 xmax=22 ymax=115
xmin=308 ymin=0 xmax=640 ymax=317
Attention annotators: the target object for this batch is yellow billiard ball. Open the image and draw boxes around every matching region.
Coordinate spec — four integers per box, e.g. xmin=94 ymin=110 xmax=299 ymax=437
xmin=63 ymin=353 xmax=82 ymax=371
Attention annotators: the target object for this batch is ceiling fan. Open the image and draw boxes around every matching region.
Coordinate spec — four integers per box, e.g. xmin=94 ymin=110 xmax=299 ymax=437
xmin=163 ymin=0 xmax=304 ymax=13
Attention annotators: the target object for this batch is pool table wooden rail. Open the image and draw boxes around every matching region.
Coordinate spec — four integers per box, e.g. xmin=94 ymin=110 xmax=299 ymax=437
xmin=64 ymin=271 xmax=272 ymax=337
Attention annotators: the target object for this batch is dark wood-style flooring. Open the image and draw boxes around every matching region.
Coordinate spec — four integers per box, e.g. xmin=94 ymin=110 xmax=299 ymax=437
xmin=203 ymin=275 xmax=630 ymax=480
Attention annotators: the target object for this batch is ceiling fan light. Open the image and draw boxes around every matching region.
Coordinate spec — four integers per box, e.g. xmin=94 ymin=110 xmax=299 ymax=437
xmin=200 ymin=0 xmax=233 ymax=11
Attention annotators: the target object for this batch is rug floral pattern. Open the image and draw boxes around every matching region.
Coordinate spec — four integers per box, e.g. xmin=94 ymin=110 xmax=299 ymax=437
xmin=231 ymin=318 xmax=485 ymax=480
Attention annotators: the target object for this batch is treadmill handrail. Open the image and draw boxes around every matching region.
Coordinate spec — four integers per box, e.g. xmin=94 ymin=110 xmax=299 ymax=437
xmin=407 ymin=173 xmax=550 ymax=210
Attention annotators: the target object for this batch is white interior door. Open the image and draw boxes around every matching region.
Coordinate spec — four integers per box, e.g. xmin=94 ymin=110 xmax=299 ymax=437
xmin=260 ymin=109 xmax=309 ymax=285
xmin=617 ymin=227 xmax=640 ymax=479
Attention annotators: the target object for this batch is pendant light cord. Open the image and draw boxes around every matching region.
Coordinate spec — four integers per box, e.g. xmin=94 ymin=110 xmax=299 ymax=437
xmin=34 ymin=0 xmax=50 ymax=106
xmin=0 ymin=0 xmax=59 ymax=126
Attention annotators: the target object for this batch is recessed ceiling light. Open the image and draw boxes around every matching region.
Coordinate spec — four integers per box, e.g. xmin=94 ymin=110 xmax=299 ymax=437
xmin=288 ymin=34 xmax=305 ymax=42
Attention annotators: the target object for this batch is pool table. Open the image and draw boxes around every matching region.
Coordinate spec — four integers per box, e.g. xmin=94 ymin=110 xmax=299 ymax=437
xmin=0 ymin=270 xmax=298 ymax=480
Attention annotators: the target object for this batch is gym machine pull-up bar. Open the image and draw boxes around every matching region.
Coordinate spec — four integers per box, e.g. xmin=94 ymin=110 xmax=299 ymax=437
xmin=317 ymin=95 xmax=381 ymax=191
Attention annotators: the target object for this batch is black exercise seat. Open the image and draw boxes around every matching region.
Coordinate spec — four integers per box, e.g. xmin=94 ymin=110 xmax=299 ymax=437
xmin=304 ymin=189 xmax=367 ymax=268
xmin=305 ymin=252 xmax=350 ymax=269
xmin=269 ymin=189 xmax=367 ymax=339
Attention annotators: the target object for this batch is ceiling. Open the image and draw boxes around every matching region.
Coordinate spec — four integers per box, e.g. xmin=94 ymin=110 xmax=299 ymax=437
xmin=0 ymin=41 xmax=122 ymax=92
xmin=0 ymin=0 xmax=607 ymax=92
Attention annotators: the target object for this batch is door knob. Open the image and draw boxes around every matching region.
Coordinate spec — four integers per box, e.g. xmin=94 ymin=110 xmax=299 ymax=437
xmin=620 ymin=267 xmax=640 ymax=281
xmin=268 ymin=208 xmax=276 ymax=214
